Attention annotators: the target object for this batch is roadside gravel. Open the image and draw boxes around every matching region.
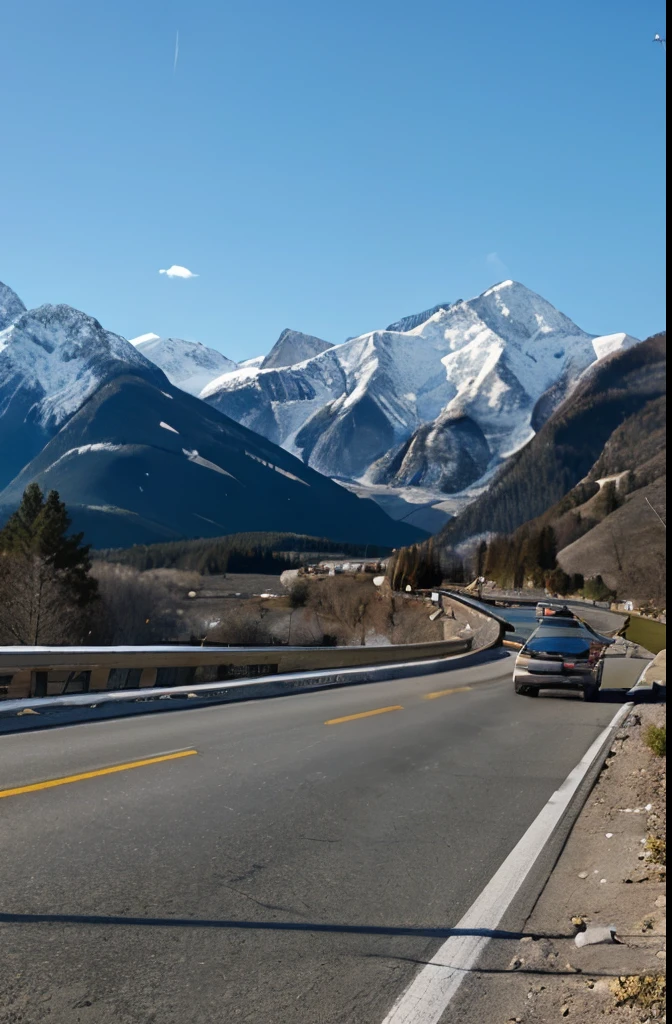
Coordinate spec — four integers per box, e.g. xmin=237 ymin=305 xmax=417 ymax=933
xmin=449 ymin=700 xmax=667 ymax=1023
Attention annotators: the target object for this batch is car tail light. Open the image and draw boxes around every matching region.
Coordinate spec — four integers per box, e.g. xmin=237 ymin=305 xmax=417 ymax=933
xmin=563 ymin=662 xmax=576 ymax=670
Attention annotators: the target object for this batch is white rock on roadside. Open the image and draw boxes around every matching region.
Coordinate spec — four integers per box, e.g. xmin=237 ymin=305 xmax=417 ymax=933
xmin=575 ymin=925 xmax=619 ymax=947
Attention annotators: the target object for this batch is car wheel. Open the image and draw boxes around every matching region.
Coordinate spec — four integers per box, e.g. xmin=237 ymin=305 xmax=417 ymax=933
xmin=527 ymin=687 xmax=539 ymax=697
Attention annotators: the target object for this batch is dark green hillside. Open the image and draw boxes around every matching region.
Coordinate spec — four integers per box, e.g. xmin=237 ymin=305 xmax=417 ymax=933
xmin=0 ymin=374 xmax=427 ymax=550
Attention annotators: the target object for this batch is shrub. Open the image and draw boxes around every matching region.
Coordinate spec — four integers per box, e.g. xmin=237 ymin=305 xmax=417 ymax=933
xmin=644 ymin=724 xmax=666 ymax=758
xmin=289 ymin=580 xmax=310 ymax=608
xmin=581 ymin=574 xmax=616 ymax=602
xmin=645 ymin=836 xmax=666 ymax=865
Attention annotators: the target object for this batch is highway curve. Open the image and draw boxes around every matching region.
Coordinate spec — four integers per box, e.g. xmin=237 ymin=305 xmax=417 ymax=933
xmin=0 ymin=650 xmax=622 ymax=1024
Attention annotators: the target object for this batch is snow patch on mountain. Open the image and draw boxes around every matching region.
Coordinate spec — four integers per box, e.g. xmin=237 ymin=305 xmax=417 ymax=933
xmin=182 ymin=448 xmax=237 ymax=479
xmin=244 ymin=449 xmax=310 ymax=486
xmin=591 ymin=332 xmax=640 ymax=361
xmin=44 ymin=443 xmax=127 ymax=473
xmin=237 ymin=355 xmax=264 ymax=370
xmin=131 ymin=335 xmax=236 ymax=396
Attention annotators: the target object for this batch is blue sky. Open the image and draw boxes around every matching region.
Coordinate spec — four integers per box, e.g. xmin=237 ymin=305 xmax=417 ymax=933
xmin=1 ymin=0 xmax=666 ymax=359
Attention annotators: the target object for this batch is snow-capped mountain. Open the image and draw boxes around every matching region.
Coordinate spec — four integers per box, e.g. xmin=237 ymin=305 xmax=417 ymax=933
xmin=261 ymin=328 xmax=333 ymax=369
xmin=0 ymin=281 xmax=26 ymax=330
xmin=128 ymin=328 xmax=333 ymax=397
xmin=130 ymin=334 xmax=236 ymax=396
xmin=0 ymin=294 xmax=165 ymax=489
xmin=0 ymin=372 xmax=426 ymax=549
xmin=203 ymin=280 xmax=639 ymax=490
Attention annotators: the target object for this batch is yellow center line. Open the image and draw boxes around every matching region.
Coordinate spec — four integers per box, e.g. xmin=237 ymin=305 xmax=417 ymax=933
xmin=423 ymin=685 xmax=472 ymax=700
xmin=325 ymin=705 xmax=404 ymax=725
xmin=0 ymin=749 xmax=198 ymax=800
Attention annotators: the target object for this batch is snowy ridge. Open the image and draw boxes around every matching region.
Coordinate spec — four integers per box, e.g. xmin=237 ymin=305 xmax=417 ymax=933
xmin=591 ymin=332 xmax=640 ymax=361
xmin=237 ymin=354 xmax=264 ymax=370
xmin=204 ymin=280 xmax=639 ymax=491
xmin=385 ymin=301 xmax=454 ymax=334
xmin=130 ymin=335 xmax=236 ymax=396
xmin=43 ymin=442 xmax=126 ymax=473
xmin=0 ymin=303 xmax=162 ymax=429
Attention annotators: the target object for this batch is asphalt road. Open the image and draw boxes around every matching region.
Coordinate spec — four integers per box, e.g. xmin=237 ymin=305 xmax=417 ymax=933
xmin=483 ymin=599 xmax=627 ymax=645
xmin=0 ymin=650 xmax=623 ymax=1024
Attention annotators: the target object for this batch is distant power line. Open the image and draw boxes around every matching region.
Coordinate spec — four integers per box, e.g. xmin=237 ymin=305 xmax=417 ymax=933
xmin=645 ymin=496 xmax=666 ymax=529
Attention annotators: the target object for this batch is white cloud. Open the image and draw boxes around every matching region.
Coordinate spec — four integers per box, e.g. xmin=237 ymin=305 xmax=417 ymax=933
xmin=159 ymin=265 xmax=198 ymax=279
xmin=129 ymin=332 xmax=160 ymax=346
xmin=486 ymin=252 xmax=509 ymax=275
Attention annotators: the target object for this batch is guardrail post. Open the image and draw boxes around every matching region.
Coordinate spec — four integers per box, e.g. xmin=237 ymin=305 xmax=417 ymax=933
xmin=33 ymin=671 xmax=48 ymax=698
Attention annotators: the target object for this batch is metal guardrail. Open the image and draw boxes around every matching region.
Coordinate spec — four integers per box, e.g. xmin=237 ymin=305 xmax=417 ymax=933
xmin=0 ymin=637 xmax=474 ymax=703
xmin=0 ymin=648 xmax=488 ymax=716
xmin=0 ymin=637 xmax=471 ymax=673
xmin=432 ymin=589 xmax=515 ymax=634
xmin=0 ymin=584 xmax=520 ymax=715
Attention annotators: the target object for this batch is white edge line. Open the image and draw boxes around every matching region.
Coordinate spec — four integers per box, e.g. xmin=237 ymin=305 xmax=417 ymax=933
xmin=380 ymin=701 xmax=633 ymax=1024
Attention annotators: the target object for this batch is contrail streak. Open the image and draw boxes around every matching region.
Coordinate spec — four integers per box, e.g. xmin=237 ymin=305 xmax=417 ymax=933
xmin=174 ymin=30 xmax=179 ymax=73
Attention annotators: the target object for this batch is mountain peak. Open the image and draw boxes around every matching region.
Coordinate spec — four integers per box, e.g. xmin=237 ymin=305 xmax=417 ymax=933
xmin=2 ymin=303 xmax=157 ymax=366
xmin=0 ymin=301 xmax=165 ymax=488
xmin=204 ymin=278 xmax=630 ymax=490
xmin=261 ymin=328 xmax=333 ymax=369
xmin=0 ymin=302 xmax=164 ymax=418
xmin=0 ymin=281 xmax=27 ymax=331
xmin=482 ymin=279 xmax=517 ymax=293
xmin=130 ymin=334 xmax=236 ymax=396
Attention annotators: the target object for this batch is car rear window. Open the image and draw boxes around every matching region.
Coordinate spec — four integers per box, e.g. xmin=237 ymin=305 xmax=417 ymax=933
xmin=525 ymin=637 xmax=592 ymax=656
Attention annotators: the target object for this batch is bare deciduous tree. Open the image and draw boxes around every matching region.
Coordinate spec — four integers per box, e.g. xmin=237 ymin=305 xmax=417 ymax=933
xmin=0 ymin=554 xmax=88 ymax=645
xmin=90 ymin=564 xmax=182 ymax=644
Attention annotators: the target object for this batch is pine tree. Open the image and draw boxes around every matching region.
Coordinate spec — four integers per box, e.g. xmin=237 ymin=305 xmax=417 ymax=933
xmin=594 ymin=481 xmax=621 ymax=519
xmin=539 ymin=525 xmax=558 ymax=572
xmin=0 ymin=485 xmax=98 ymax=644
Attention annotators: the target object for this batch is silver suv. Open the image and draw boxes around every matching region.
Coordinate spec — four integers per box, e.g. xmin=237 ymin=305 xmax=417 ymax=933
xmin=514 ymin=625 xmax=608 ymax=701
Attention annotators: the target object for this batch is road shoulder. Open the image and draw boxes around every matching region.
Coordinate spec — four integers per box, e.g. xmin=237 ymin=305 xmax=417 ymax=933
xmin=447 ymin=701 xmax=667 ymax=1023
